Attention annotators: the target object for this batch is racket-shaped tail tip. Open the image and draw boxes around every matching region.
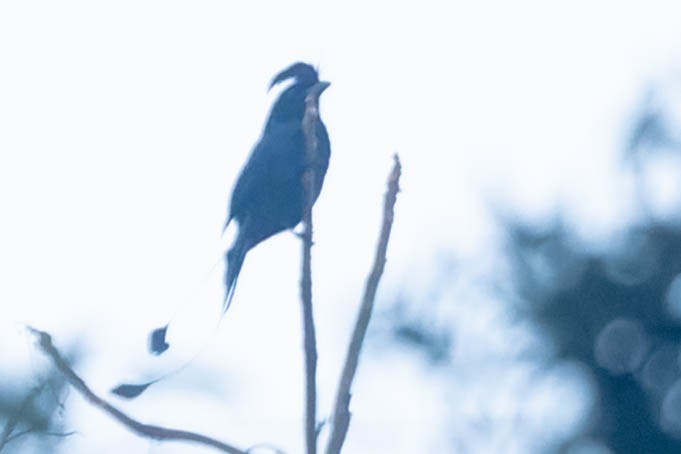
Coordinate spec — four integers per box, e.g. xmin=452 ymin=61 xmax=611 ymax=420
xmin=149 ymin=324 xmax=170 ymax=355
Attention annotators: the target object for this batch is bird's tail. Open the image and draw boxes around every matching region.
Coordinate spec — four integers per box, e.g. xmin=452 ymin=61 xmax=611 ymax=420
xmin=223 ymin=231 xmax=247 ymax=313
xmin=145 ymin=223 xmax=245 ymax=359
xmin=115 ymin=256 xmax=226 ymax=398
xmin=115 ymin=231 xmax=249 ymax=399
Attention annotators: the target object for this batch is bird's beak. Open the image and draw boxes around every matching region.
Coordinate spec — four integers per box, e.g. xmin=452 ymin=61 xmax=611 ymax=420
xmin=308 ymin=81 xmax=331 ymax=98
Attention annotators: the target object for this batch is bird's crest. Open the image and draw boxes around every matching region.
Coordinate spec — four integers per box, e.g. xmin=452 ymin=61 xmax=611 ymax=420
xmin=269 ymin=62 xmax=319 ymax=91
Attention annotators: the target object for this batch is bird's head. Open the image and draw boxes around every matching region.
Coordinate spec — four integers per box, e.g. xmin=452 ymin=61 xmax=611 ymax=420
xmin=265 ymin=62 xmax=330 ymax=128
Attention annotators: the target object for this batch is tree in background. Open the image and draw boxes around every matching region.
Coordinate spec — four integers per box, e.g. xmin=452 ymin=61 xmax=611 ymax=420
xmin=381 ymin=80 xmax=681 ymax=453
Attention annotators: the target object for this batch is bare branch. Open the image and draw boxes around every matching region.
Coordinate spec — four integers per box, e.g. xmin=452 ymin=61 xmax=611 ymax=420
xmin=299 ymin=86 xmax=322 ymax=454
xmin=26 ymin=327 xmax=247 ymax=454
xmin=325 ymin=155 xmax=402 ymax=454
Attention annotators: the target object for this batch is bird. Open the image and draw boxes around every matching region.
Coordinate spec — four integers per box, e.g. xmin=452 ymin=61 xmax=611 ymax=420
xmin=222 ymin=62 xmax=331 ymax=311
xmin=144 ymin=62 xmax=331 ymax=360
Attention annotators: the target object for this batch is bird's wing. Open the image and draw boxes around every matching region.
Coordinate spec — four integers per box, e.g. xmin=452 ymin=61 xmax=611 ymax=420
xmin=229 ymin=123 xmax=306 ymax=223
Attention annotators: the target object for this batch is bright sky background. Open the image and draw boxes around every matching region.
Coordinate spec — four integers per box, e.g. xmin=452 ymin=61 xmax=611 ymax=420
xmin=1 ymin=1 xmax=681 ymax=453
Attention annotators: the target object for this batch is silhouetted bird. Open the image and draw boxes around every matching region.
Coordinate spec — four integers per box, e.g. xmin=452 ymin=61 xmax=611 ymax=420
xmin=149 ymin=63 xmax=331 ymax=355
xmin=143 ymin=63 xmax=331 ymax=361
xmin=115 ymin=64 xmax=331 ymax=397
xmin=223 ymin=62 xmax=331 ymax=310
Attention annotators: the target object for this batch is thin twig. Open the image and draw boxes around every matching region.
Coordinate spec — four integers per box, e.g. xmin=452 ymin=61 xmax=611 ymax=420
xmin=299 ymin=88 xmax=321 ymax=454
xmin=325 ymin=155 xmax=402 ymax=454
xmin=4 ymin=429 xmax=78 ymax=446
xmin=26 ymin=327 xmax=247 ymax=454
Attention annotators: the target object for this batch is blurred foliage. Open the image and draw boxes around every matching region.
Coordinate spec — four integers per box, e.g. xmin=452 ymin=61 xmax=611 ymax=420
xmin=379 ymin=295 xmax=453 ymax=366
xmin=0 ymin=350 xmax=75 ymax=453
xmin=506 ymin=219 xmax=681 ymax=452
xmin=381 ymin=82 xmax=681 ymax=453
xmin=504 ymin=85 xmax=681 ymax=453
